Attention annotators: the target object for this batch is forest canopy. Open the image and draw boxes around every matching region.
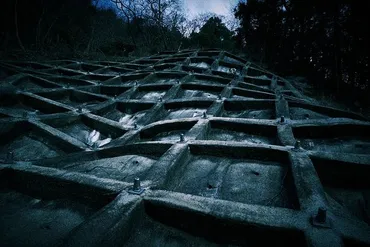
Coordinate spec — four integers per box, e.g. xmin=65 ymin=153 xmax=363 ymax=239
xmin=0 ymin=0 xmax=368 ymax=106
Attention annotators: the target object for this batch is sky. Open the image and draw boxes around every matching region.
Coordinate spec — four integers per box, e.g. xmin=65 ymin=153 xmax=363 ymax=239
xmin=96 ymin=0 xmax=240 ymax=20
xmin=183 ymin=0 xmax=239 ymax=19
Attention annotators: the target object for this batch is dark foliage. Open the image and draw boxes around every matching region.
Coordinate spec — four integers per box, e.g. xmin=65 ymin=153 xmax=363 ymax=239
xmin=0 ymin=0 xmax=95 ymax=53
xmin=0 ymin=0 xmax=236 ymax=58
xmin=187 ymin=17 xmax=236 ymax=51
xmin=235 ymin=0 xmax=370 ymax=105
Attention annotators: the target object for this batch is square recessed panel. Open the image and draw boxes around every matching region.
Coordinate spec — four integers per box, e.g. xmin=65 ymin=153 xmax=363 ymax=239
xmin=99 ymin=104 xmax=151 ymax=125
xmin=54 ymin=120 xmax=112 ymax=147
xmin=132 ymin=90 xmax=167 ymax=101
xmin=0 ymin=122 xmax=65 ymax=161
xmin=165 ymin=152 xmax=298 ymax=209
xmin=0 ymin=94 xmax=70 ymax=116
xmin=44 ymin=116 xmax=126 ymax=148
xmin=247 ymin=68 xmax=271 ymax=79
xmin=177 ymin=89 xmax=218 ymax=99
xmin=290 ymin=107 xmax=329 ymax=120
xmin=38 ymin=90 xmax=107 ymax=109
xmin=98 ymin=85 xmax=130 ymax=97
xmin=12 ymin=76 xmax=59 ymax=90
xmin=222 ymin=101 xmax=275 ymax=120
xmin=217 ymin=66 xmax=241 ymax=75
xmin=293 ymin=125 xmax=370 ymax=154
xmin=122 ymin=202 xmax=306 ymax=247
xmin=176 ymin=84 xmax=223 ymax=100
xmin=0 ymin=134 xmax=65 ymax=161
xmin=0 ymin=170 xmax=113 ymax=247
xmin=223 ymin=109 xmax=275 ymax=119
xmin=232 ymin=88 xmax=275 ymax=100
xmin=106 ymin=111 xmax=143 ymax=125
xmin=61 ymin=154 xmax=159 ymax=182
xmin=189 ymin=62 xmax=210 ymax=69
xmin=163 ymin=101 xmax=213 ymax=120
xmin=288 ymin=102 xmax=365 ymax=121
xmin=144 ymin=130 xmax=187 ymax=141
xmin=207 ymin=128 xmax=276 ymax=144
xmin=223 ymin=55 xmax=245 ymax=65
xmin=312 ymin=158 xmax=370 ymax=226
xmin=243 ymin=77 xmax=271 ymax=90
xmin=0 ymin=190 xmax=96 ymax=247
xmin=207 ymin=121 xmax=278 ymax=145
xmin=164 ymin=108 xmax=205 ymax=120
xmin=140 ymin=121 xmax=197 ymax=142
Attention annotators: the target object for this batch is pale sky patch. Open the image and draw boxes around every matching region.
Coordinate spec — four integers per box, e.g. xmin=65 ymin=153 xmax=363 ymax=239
xmin=95 ymin=0 xmax=240 ymax=23
xmin=183 ymin=0 xmax=239 ymax=19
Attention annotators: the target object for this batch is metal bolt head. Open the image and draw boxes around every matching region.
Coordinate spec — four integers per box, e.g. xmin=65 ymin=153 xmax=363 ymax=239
xmin=179 ymin=133 xmax=185 ymax=142
xmin=128 ymin=177 xmax=145 ymax=195
xmin=6 ymin=151 xmax=14 ymax=163
xmin=294 ymin=140 xmax=301 ymax=149
xmin=311 ymin=206 xmax=330 ymax=228
xmin=133 ymin=177 xmax=141 ymax=191
xmin=202 ymin=112 xmax=207 ymax=119
xmin=218 ymin=94 xmax=222 ymax=100
xmin=280 ymin=116 xmax=285 ymax=123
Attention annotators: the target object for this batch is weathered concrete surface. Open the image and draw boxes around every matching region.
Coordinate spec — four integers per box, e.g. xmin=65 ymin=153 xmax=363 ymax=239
xmin=1 ymin=50 xmax=370 ymax=246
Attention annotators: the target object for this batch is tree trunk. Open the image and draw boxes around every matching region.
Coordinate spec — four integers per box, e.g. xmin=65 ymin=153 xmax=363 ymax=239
xmin=14 ymin=0 xmax=25 ymax=52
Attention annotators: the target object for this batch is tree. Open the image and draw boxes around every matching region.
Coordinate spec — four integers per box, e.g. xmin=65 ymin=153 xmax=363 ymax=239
xmin=110 ymin=0 xmax=184 ymax=50
xmin=235 ymin=0 xmax=370 ymax=105
xmin=188 ymin=16 xmax=235 ymax=50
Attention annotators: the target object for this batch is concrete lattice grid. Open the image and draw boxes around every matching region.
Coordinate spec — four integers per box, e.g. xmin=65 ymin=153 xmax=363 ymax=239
xmin=0 ymin=49 xmax=370 ymax=246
